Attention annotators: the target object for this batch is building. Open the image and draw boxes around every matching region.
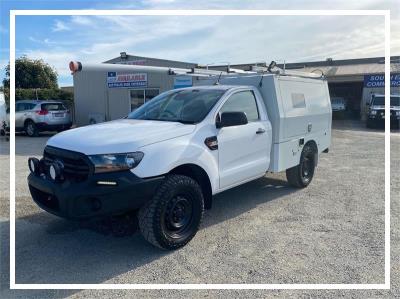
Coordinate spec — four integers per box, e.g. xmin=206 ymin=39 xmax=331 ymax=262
xmin=72 ymin=53 xmax=400 ymax=126
xmin=72 ymin=53 xmax=198 ymax=126
xmin=209 ymin=57 xmax=400 ymax=120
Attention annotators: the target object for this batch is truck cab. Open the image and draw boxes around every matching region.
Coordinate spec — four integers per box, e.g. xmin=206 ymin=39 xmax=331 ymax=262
xmin=28 ymin=73 xmax=331 ymax=250
xmin=366 ymin=94 xmax=400 ymax=128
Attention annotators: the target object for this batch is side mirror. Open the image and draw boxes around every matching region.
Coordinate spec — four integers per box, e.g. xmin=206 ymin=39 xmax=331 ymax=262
xmin=216 ymin=112 xmax=248 ymax=128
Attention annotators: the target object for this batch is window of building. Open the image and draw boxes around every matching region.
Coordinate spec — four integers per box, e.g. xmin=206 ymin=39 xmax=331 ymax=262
xmin=130 ymin=89 xmax=159 ymax=111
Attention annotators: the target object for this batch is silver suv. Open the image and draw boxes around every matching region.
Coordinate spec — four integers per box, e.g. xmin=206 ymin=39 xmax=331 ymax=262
xmin=15 ymin=100 xmax=72 ymax=137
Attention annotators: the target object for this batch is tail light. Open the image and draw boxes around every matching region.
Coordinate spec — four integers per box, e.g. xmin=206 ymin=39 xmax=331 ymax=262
xmin=36 ymin=110 xmax=48 ymax=115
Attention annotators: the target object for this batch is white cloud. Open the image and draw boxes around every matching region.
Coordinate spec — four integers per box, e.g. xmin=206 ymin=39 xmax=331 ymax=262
xmin=52 ymin=20 xmax=70 ymax=32
xmin=71 ymin=16 xmax=94 ymax=26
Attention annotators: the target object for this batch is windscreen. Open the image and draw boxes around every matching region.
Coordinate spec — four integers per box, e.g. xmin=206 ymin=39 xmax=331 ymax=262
xmin=372 ymin=96 xmax=400 ymax=106
xmin=41 ymin=103 xmax=66 ymax=111
xmin=127 ymin=89 xmax=226 ymax=124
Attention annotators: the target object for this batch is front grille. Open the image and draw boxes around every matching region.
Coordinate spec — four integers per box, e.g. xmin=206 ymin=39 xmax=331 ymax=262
xmin=29 ymin=185 xmax=60 ymax=211
xmin=43 ymin=146 xmax=92 ymax=182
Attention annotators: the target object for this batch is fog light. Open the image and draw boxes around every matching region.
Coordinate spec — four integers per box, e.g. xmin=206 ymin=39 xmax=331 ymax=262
xmin=28 ymin=158 xmax=40 ymax=174
xmin=49 ymin=161 xmax=63 ymax=181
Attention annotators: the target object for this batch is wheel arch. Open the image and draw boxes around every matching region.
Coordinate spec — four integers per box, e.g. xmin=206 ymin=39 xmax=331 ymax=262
xmin=169 ymin=163 xmax=213 ymax=210
xmin=24 ymin=118 xmax=36 ymax=127
xmin=304 ymin=139 xmax=318 ymax=166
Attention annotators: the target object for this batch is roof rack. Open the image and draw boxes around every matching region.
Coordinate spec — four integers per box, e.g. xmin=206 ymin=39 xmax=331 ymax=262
xmin=251 ymin=65 xmax=324 ymax=79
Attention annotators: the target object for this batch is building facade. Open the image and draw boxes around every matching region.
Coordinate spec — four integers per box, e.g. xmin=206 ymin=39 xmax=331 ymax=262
xmin=72 ymin=53 xmax=400 ymax=125
xmin=210 ymin=57 xmax=400 ymax=120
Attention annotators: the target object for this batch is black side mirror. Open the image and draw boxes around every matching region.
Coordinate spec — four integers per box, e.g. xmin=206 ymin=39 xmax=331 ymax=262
xmin=216 ymin=112 xmax=248 ymax=128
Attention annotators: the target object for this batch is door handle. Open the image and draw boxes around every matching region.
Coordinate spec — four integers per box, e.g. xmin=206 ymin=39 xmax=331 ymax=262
xmin=256 ymin=128 xmax=266 ymax=134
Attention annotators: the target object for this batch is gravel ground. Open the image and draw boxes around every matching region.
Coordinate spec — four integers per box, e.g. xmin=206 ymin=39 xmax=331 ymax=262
xmin=0 ymin=121 xmax=399 ymax=298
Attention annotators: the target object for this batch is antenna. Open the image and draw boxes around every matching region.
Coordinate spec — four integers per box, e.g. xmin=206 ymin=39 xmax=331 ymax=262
xmin=214 ymin=72 xmax=223 ymax=85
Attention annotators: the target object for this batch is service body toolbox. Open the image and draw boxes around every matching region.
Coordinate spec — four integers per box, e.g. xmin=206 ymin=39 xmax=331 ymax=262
xmin=194 ymin=73 xmax=332 ymax=172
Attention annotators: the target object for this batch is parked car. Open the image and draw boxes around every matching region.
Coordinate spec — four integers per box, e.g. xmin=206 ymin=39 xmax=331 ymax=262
xmin=27 ymin=72 xmax=331 ymax=250
xmin=366 ymin=94 xmax=400 ymax=128
xmin=15 ymin=100 xmax=72 ymax=137
xmin=330 ymin=96 xmax=346 ymax=112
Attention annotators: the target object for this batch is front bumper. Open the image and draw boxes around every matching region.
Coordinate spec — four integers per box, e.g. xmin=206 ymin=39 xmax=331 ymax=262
xmin=368 ymin=114 xmax=400 ymax=122
xmin=28 ymin=170 xmax=164 ymax=219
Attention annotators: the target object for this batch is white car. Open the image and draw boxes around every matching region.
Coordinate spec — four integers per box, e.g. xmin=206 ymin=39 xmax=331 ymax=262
xmin=27 ymin=73 xmax=331 ymax=250
xmin=331 ymin=97 xmax=346 ymax=112
xmin=15 ymin=100 xmax=72 ymax=137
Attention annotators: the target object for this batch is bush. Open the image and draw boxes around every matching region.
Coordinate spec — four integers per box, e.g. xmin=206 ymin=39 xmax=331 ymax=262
xmin=14 ymin=88 xmax=73 ymax=102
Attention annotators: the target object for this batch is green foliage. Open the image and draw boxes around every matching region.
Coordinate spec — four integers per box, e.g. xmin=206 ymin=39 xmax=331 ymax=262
xmin=14 ymin=88 xmax=73 ymax=102
xmin=3 ymin=56 xmax=58 ymax=89
xmin=1 ymin=87 xmax=73 ymax=107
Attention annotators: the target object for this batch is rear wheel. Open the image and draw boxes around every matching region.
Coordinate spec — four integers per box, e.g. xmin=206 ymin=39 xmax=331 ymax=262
xmin=25 ymin=120 xmax=38 ymax=137
xmin=286 ymin=144 xmax=316 ymax=188
xmin=138 ymin=174 xmax=204 ymax=250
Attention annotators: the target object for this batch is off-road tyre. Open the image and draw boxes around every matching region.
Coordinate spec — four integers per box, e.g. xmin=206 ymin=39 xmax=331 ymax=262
xmin=286 ymin=143 xmax=316 ymax=188
xmin=138 ymin=174 xmax=204 ymax=250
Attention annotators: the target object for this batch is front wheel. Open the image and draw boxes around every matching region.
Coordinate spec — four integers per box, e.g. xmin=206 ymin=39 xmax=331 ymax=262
xmin=286 ymin=144 xmax=316 ymax=188
xmin=138 ymin=174 xmax=204 ymax=250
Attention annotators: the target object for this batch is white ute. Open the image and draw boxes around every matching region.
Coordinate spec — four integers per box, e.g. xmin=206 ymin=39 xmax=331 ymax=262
xmin=28 ymin=65 xmax=331 ymax=250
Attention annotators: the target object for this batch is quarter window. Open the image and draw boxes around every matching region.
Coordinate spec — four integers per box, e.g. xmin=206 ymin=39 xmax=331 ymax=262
xmin=220 ymin=90 xmax=259 ymax=122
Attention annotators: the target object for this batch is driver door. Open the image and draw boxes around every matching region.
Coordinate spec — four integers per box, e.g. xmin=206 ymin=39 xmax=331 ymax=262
xmin=217 ymin=90 xmax=271 ymax=189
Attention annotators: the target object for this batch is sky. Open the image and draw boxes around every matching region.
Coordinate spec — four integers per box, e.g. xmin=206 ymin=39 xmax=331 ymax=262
xmin=0 ymin=0 xmax=399 ymax=87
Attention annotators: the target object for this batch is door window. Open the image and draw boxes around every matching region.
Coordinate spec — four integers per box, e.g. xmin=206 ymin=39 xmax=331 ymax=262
xmin=16 ymin=102 xmax=35 ymax=111
xmin=16 ymin=103 xmax=24 ymax=112
xmin=220 ymin=90 xmax=259 ymax=122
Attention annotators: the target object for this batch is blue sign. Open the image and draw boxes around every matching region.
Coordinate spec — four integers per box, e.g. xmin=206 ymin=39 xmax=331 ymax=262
xmin=174 ymin=76 xmax=193 ymax=89
xmin=107 ymin=72 xmax=147 ymax=88
xmin=364 ymin=74 xmax=400 ymax=88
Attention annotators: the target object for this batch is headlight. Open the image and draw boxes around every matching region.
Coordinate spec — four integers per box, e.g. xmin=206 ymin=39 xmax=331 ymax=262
xmin=88 ymin=152 xmax=144 ymax=173
xmin=396 ymin=111 xmax=400 ymax=116
xmin=370 ymin=110 xmax=377 ymax=115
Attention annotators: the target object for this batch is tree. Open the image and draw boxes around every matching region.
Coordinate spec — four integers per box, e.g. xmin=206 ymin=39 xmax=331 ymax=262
xmin=3 ymin=56 xmax=58 ymax=89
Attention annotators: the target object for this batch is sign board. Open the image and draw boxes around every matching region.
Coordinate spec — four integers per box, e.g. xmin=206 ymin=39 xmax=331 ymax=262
xmin=174 ymin=76 xmax=193 ymax=89
xmin=107 ymin=72 xmax=147 ymax=88
xmin=363 ymin=73 xmax=400 ymax=88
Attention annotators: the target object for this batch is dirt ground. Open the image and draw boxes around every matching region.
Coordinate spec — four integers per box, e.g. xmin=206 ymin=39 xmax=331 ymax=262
xmin=0 ymin=121 xmax=399 ymax=298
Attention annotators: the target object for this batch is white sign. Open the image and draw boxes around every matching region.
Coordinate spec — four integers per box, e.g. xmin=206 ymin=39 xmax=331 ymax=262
xmin=174 ymin=76 xmax=193 ymax=89
xmin=107 ymin=72 xmax=147 ymax=88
